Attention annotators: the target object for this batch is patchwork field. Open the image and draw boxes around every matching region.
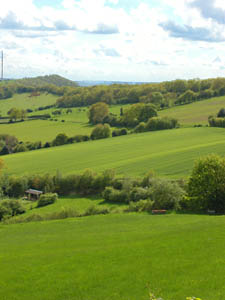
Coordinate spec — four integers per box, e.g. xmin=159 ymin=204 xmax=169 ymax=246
xmin=1 ymin=213 xmax=225 ymax=300
xmin=3 ymin=127 xmax=225 ymax=178
xmin=159 ymin=95 xmax=225 ymax=125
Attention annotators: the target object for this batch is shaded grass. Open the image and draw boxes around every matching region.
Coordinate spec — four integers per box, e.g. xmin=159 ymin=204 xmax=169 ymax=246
xmin=0 ymin=214 xmax=225 ymax=300
xmin=20 ymin=195 xmax=126 ymax=218
xmin=3 ymin=127 xmax=225 ymax=178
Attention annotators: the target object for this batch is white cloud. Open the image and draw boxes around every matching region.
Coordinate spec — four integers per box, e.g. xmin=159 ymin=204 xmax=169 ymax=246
xmin=0 ymin=0 xmax=225 ymax=81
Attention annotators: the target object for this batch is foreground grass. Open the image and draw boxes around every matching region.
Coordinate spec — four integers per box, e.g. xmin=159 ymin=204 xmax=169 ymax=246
xmin=3 ymin=127 xmax=225 ymax=178
xmin=159 ymin=95 xmax=225 ymax=125
xmin=0 ymin=214 xmax=225 ymax=300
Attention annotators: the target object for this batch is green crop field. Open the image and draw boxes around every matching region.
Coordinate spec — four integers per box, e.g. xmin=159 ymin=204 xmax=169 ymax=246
xmin=0 ymin=93 xmax=58 ymax=116
xmin=3 ymin=127 xmax=225 ymax=178
xmin=1 ymin=213 xmax=225 ymax=300
xmin=159 ymin=96 xmax=225 ymax=125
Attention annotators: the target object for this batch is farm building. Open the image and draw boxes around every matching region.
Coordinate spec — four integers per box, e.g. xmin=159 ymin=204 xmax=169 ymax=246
xmin=25 ymin=189 xmax=43 ymax=200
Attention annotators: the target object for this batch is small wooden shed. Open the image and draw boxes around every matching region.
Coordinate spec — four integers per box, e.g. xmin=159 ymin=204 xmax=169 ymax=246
xmin=25 ymin=189 xmax=43 ymax=200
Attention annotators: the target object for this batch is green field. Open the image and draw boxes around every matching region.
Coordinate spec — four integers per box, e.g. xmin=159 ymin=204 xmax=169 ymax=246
xmin=3 ymin=127 xmax=225 ymax=178
xmin=0 ymin=99 xmax=124 ymax=142
xmin=0 ymin=119 xmax=92 ymax=142
xmin=159 ymin=96 xmax=225 ymax=125
xmin=1 ymin=213 xmax=225 ymax=300
xmin=12 ymin=196 xmax=126 ymax=222
xmin=0 ymin=93 xmax=58 ymax=116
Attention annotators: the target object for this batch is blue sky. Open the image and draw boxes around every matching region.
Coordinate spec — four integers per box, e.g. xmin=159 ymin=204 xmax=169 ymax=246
xmin=1 ymin=0 xmax=225 ymax=82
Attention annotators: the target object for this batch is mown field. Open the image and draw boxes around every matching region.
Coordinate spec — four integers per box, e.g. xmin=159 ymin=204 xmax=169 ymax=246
xmin=159 ymin=95 xmax=225 ymax=125
xmin=3 ymin=127 xmax=225 ymax=178
xmin=1 ymin=213 xmax=225 ymax=300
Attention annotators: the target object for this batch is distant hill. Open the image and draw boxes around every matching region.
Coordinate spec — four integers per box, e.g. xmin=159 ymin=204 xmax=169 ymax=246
xmin=76 ymin=80 xmax=155 ymax=86
xmin=13 ymin=74 xmax=78 ymax=87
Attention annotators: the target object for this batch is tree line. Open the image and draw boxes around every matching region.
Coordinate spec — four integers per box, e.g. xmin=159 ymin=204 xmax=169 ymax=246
xmin=1 ymin=153 xmax=225 ymax=221
xmin=2 ymin=77 xmax=225 ymax=110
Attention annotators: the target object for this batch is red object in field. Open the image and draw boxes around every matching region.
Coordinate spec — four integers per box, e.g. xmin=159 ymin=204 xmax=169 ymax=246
xmin=152 ymin=210 xmax=167 ymax=214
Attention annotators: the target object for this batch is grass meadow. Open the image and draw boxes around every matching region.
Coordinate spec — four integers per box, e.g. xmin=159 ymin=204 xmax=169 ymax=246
xmin=0 ymin=93 xmax=58 ymax=116
xmin=159 ymin=95 xmax=225 ymax=125
xmin=0 ymin=213 xmax=225 ymax=300
xmin=15 ymin=195 xmax=127 ymax=221
xmin=0 ymin=119 xmax=92 ymax=142
xmin=2 ymin=126 xmax=225 ymax=178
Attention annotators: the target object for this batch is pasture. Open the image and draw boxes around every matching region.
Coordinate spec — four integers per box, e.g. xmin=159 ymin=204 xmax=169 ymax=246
xmin=3 ymin=127 xmax=225 ymax=178
xmin=159 ymin=95 xmax=225 ymax=125
xmin=0 ymin=119 xmax=92 ymax=142
xmin=0 ymin=93 xmax=58 ymax=116
xmin=11 ymin=195 xmax=126 ymax=222
xmin=0 ymin=213 xmax=225 ymax=300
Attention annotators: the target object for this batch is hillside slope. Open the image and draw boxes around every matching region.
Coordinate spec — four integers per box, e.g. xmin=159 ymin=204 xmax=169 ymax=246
xmin=3 ymin=127 xmax=225 ymax=178
xmin=12 ymin=74 xmax=78 ymax=87
xmin=159 ymin=95 xmax=225 ymax=125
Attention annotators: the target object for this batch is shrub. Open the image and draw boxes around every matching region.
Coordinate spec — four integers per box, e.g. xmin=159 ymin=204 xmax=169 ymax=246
xmin=188 ymin=154 xmax=225 ymax=213
xmin=102 ymin=187 xmax=128 ymax=203
xmin=126 ymin=200 xmax=154 ymax=212
xmin=37 ymin=193 xmax=58 ymax=207
xmin=7 ymin=176 xmax=28 ymax=198
xmin=129 ymin=187 xmax=150 ymax=202
xmin=134 ymin=122 xmax=146 ymax=133
xmin=83 ymin=205 xmax=110 ymax=216
xmin=217 ymin=108 xmax=225 ymax=118
xmin=90 ymin=123 xmax=111 ymax=140
xmin=52 ymin=133 xmax=68 ymax=146
xmin=146 ymin=117 xmax=178 ymax=131
xmin=0 ymin=199 xmax=25 ymax=221
xmin=150 ymin=178 xmax=184 ymax=210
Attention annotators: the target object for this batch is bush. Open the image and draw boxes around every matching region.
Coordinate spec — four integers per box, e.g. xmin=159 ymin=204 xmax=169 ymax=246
xmin=0 ymin=199 xmax=25 ymax=221
xmin=150 ymin=178 xmax=184 ymax=210
xmin=90 ymin=123 xmax=111 ymax=140
xmin=102 ymin=187 xmax=128 ymax=203
xmin=188 ymin=154 xmax=225 ymax=213
xmin=217 ymin=108 xmax=225 ymax=118
xmin=146 ymin=117 xmax=178 ymax=131
xmin=37 ymin=193 xmax=58 ymax=207
xmin=52 ymin=133 xmax=68 ymax=146
xmin=129 ymin=187 xmax=150 ymax=202
xmin=134 ymin=122 xmax=146 ymax=133
xmin=126 ymin=200 xmax=154 ymax=212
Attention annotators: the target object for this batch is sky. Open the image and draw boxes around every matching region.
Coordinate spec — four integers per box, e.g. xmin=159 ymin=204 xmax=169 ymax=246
xmin=1 ymin=0 xmax=225 ymax=82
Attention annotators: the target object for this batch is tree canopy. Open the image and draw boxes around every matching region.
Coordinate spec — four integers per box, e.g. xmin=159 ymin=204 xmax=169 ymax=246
xmin=188 ymin=154 xmax=225 ymax=213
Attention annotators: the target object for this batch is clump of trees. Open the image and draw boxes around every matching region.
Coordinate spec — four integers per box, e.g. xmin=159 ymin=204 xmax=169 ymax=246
xmin=134 ymin=117 xmax=179 ymax=133
xmin=90 ymin=124 xmax=111 ymax=140
xmin=188 ymin=154 xmax=225 ymax=213
xmin=88 ymin=102 xmax=109 ymax=125
xmin=208 ymin=108 xmax=225 ymax=128
xmin=7 ymin=108 xmax=27 ymax=122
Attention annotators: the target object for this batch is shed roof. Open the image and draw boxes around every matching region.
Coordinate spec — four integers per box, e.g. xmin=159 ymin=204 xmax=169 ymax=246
xmin=25 ymin=189 xmax=43 ymax=195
